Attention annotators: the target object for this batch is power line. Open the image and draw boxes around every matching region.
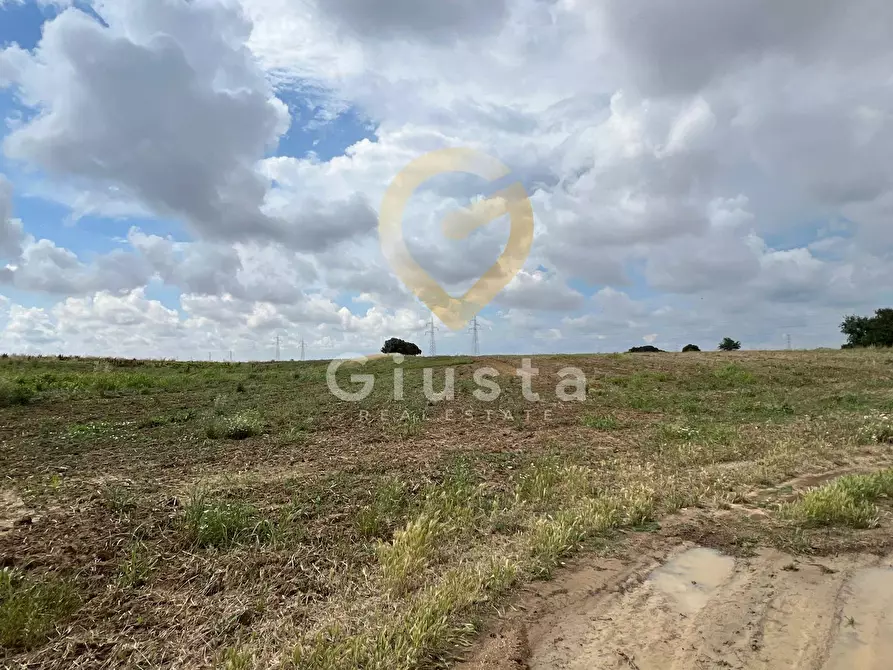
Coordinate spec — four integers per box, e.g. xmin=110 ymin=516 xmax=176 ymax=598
xmin=425 ymin=316 xmax=438 ymax=356
xmin=469 ymin=316 xmax=481 ymax=356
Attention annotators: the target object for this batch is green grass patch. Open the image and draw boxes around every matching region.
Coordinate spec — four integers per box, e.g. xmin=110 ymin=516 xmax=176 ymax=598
xmin=781 ymin=469 xmax=893 ymax=528
xmin=356 ymin=477 xmax=412 ymax=540
xmin=582 ymin=414 xmax=620 ymax=430
xmin=0 ymin=378 xmax=36 ymax=407
xmin=182 ymin=491 xmax=276 ymax=549
xmin=205 ymin=411 xmax=264 ymax=440
xmin=0 ymin=569 xmax=81 ymax=650
xmin=67 ymin=422 xmax=112 ymax=439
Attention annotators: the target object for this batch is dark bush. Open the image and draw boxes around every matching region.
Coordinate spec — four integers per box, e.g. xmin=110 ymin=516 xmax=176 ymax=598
xmin=627 ymin=345 xmax=664 ymax=353
xmin=682 ymin=344 xmax=701 ymax=352
xmin=381 ymin=338 xmax=422 ymax=356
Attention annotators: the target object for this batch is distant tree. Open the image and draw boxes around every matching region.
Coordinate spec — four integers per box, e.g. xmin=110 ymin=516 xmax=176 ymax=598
xmin=718 ymin=338 xmax=741 ymax=352
xmin=841 ymin=309 xmax=893 ymax=348
xmin=381 ymin=338 xmax=422 ymax=356
xmin=682 ymin=344 xmax=701 ymax=352
xmin=627 ymin=345 xmax=664 ymax=353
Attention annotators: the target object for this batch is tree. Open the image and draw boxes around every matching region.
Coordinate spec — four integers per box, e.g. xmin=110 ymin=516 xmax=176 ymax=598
xmin=627 ymin=345 xmax=664 ymax=353
xmin=718 ymin=337 xmax=741 ymax=351
xmin=682 ymin=344 xmax=701 ymax=352
xmin=381 ymin=338 xmax=422 ymax=356
xmin=841 ymin=309 xmax=893 ymax=348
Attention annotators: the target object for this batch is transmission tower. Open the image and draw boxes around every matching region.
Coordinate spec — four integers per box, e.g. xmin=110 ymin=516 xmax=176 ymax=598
xmin=425 ymin=316 xmax=438 ymax=356
xmin=786 ymin=334 xmax=792 ymax=351
xmin=300 ymin=338 xmax=306 ymax=361
xmin=469 ymin=316 xmax=481 ymax=356
xmin=275 ymin=335 xmax=281 ymax=361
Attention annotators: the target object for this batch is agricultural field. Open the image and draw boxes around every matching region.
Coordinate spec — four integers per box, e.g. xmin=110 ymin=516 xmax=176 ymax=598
xmin=2 ymin=349 xmax=893 ymax=669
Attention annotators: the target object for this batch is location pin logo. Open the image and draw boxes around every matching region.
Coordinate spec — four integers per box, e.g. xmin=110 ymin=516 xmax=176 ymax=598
xmin=379 ymin=148 xmax=534 ymax=330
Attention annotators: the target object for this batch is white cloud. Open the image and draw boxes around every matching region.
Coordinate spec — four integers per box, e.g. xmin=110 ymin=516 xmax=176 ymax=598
xmin=1 ymin=0 xmax=892 ymax=355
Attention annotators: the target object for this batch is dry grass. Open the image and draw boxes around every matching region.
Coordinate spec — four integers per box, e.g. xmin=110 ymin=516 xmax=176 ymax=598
xmin=2 ymin=349 xmax=893 ymax=668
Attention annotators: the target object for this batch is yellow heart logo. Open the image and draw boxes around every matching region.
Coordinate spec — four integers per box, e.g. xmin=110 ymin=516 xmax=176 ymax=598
xmin=379 ymin=148 xmax=534 ymax=330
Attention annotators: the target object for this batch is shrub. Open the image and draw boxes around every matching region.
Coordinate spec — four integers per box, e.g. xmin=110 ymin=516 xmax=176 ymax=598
xmin=718 ymin=337 xmax=742 ymax=351
xmin=0 ymin=379 xmax=36 ymax=407
xmin=381 ymin=338 xmax=423 ymax=356
xmin=682 ymin=344 xmax=701 ymax=352
xmin=627 ymin=345 xmax=664 ymax=353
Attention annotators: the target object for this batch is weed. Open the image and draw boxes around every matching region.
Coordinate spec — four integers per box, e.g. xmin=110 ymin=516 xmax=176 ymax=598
xmin=780 ymin=470 xmax=893 ymax=528
xmin=858 ymin=413 xmax=893 ymax=444
xmin=582 ymin=414 xmax=620 ymax=430
xmin=206 ymin=411 xmax=264 ymax=440
xmin=0 ymin=569 xmax=81 ymax=650
xmin=0 ymin=378 xmax=36 ymax=407
xmin=221 ymin=646 xmax=253 ymax=670
xmin=355 ymin=477 xmax=411 ymax=539
xmin=67 ymin=422 xmax=112 ymax=439
xmin=101 ymin=484 xmax=137 ymax=517
xmin=377 ymin=513 xmax=443 ymax=595
xmin=182 ymin=491 xmax=275 ymax=548
xmin=116 ymin=544 xmax=156 ymax=589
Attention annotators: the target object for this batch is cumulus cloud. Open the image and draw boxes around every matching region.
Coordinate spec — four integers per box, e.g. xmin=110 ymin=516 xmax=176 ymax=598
xmin=316 ymin=0 xmax=508 ymax=42
xmin=1 ymin=0 xmax=892 ymax=355
xmin=0 ymin=1 xmax=370 ymax=251
xmin=496 ymin=269 xmax=584 ymax=311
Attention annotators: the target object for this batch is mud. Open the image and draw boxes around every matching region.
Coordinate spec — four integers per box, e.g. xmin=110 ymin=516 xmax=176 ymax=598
xmin=464 ymin=544 xmax=893 ymax=670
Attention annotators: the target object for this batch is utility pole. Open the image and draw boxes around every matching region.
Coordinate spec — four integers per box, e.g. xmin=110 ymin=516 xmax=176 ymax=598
xmin=469 ymin=316 xmax=481 ymax=356
xmin=300 ymin=338 xmax=306 ymax=361
xmin=275 ymin=335 xmax=280 ymax=362
xmin=425 ymin=316 xmax=438 ymax=356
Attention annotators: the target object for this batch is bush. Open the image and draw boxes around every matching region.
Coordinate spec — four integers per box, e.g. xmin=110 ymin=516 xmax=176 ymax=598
xmin=381 ymin=338 xmax=422 ymax=356
xmin=627 ymin=345 xmax=664 ymax=353
xmin=682 ymin=344 xmax=701 ymax=352
xmin=718 ymin=338 xmax=741 ymax=351
xmin=0 ymin=379 xmax=36 ymax=407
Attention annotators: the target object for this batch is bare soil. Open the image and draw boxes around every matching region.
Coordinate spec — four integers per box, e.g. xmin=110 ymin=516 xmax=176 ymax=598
xmin=461 ymin=508 xmax=893 ymax=670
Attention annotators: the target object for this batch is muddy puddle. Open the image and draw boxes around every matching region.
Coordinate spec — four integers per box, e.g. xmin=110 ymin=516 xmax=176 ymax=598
xmin=648 ymin=547 xmax=735 ymax=615
xmin=464 ymin=544 xmax=893 ymax=670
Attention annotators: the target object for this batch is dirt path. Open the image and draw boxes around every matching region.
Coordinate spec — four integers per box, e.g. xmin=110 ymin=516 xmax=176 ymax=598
xmin=462 ymin=543 xmax=893 ymax=670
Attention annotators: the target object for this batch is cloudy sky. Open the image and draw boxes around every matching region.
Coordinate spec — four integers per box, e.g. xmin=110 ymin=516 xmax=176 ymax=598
xmin=0 ymin=0 xmax=890 ymax=359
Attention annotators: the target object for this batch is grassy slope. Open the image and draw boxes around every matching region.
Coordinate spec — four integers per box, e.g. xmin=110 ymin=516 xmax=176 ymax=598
xmin=1 ymin=349 xmax=892 ymax=668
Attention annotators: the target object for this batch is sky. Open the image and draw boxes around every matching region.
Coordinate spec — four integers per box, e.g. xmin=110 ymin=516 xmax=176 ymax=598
xmin=0 ymin=0 xmax=891 ymax=360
